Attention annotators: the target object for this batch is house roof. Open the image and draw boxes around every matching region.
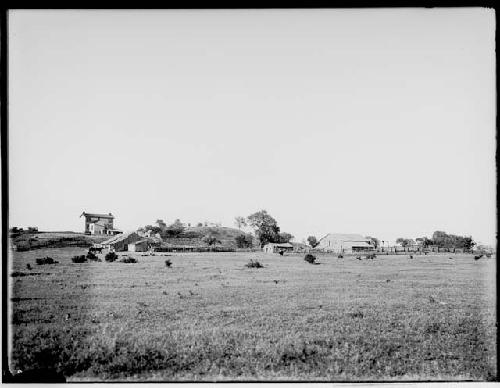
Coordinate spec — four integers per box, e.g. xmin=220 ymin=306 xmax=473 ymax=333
xmin=129 ymin=239 xmax=149 ymax=245
xmin=102 ymin=231 xmax=137 ymax=245
xmin=350 ymin=241 xmax=372 ymax=247
xmin=81 ymin=212 xmax=114 ymax=219
xmin=319 ymin=233 xmax=371 ymax=242
xmin=265 ymin=243 xmax=294 ymax=248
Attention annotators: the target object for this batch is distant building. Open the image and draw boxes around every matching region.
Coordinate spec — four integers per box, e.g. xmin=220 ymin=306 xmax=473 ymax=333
xmin=80 ymin=212 xmax=121 ymax=235
xmin=316 ymin=233 xmax=374 ymax=253
xmin=128 ymin=239 xmax=150 ymax=252
xmin=102 ymin=232 xmax=141 ymax=251
xmin=263 ymin=242 xmax=294 ymax=254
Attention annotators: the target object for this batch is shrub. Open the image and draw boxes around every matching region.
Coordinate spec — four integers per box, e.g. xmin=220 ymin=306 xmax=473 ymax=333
xmin=366 ymin=253 xmax=377 ymax=260
xmin=235 ymin=234 xmax=253 ymax=248
xmin=337 ymin=254 xmax=344 ymax=259
xmin=120 ymin=256 xmax=138 ymax=263
xmin=304 ymin=254 xmax=317 ymax=264
xmin=105 ymin=252 xmax=118 ymax=262
xmin=36 ymin=257 xmax=58 ymax=265
xmin=86 ymin=251 xmax=99 ymax=261
xmin=71 ymin=255 xmax=87 ymax=263
xmin=165 ymin=259 xmax=172 ymax=268
xmin=245 ymin=259 xmax=263 ymax=268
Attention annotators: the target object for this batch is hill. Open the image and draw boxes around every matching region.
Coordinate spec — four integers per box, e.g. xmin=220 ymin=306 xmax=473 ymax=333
xmin=162 ymin=226 xmax=251 ymax=248
xmin=10 ymin=231 xmax=110 ymax=251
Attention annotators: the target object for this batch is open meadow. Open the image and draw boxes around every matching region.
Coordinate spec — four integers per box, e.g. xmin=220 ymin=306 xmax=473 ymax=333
xmin=8 ymin=248 xmax=497 ymax=381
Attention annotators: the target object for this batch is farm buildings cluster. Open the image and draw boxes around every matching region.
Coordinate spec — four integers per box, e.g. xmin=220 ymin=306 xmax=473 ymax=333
xmin=70 ymin=211 xmax=494 ymax=256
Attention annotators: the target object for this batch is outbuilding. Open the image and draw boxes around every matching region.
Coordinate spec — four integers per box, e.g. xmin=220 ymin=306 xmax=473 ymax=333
xmin=102 ymin=231 xmax=141 ymax=252
xmin=128 ymin=240 xmax=150 ymax=252
xmin=316 ymin=233 xmax=375 ymax=253
xmin=263 ymin=243 xmax=294 ymax=254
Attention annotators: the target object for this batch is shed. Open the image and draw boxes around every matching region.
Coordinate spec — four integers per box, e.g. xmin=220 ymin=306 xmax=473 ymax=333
xmin=316 ymin=233 xmax=375 ymax=253
xmin=102 ymin=231 xmax=141 ymax=252
xmin=128 ymin=240 xmax=150 ymax=252
xmin=263 ymin=243 xmax=294 ymax=254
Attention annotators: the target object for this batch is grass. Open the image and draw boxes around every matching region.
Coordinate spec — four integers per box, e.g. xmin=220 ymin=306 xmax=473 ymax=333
xmin=8 ymin=247 xmax=497 ymax=381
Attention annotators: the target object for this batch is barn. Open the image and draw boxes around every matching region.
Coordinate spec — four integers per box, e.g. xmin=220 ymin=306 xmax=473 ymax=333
xmin=316 ymin=233 xmax=374 ymax=253
xmin=128 ymin=240 xmax=150 ymax=252
xmin=263 ymin=243 xmax=294 ymax=254
xmin=102 ymin=232 xmax=141 ymax=252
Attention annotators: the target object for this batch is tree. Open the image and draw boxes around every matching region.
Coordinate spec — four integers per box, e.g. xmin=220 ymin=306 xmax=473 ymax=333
xmin=202 ymin=234 xmax=220 ymax=246
xmin=155 ymin=219 xmax=167 ymax=230
xmin=235 ymin=233 xmax=254 ymax=248
xmin=234 ymin=216 xmax=247 ymax=230
xmin=164 ymin=219 xmax=185 ymax=237
xmin=246 ymin=210 xmax=281 ymax=247
xmin=277 ymin=232 xmax=294 ymax=243
xmin=463 ymin=236 xmax=475 ymax=251
xmin=307 ymin=236 xmax=319 ymax=248
xmin=366 ymin=236 xmax=379 ymax=248
xmin=431 ymin=231 xmax=476 ymax=249
xmin=197 ymin=222 xmax=203 ymax=227
xmin=396 ymin=238 xmax=414 ymax=247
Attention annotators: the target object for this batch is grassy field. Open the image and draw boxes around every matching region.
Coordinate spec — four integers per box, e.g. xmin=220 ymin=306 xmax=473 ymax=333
xmin=8 ymin=248 xmax=497 ymax=381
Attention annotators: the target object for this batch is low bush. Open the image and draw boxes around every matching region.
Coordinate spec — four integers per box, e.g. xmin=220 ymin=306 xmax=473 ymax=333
xmin=105 ymin=252 xmax=118 ymax=262
xmin=366 ymin=253 xmax=377 ymax=260
xmin=36 ymin=257 xmax=58 ymax=265
xmin=71 ymin=255 xmax=87 ymax=263
xmin=337 ymin=254 xmax=344 ymax=259
xmin=304 ymin=254 xmax=317 ymax=264
xmin=86 ymin=251 xmax=99 ymax=261
xmin=245 ymin=259 xmax=263 ymax=268
xmin=120 ymin=256 xmax=138 ymax=264
xmin=165 ymin=259 xmax=172 ymax=268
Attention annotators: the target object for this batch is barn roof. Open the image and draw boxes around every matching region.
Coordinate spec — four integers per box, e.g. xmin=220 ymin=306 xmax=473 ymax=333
xmin=319 ymin=233 xmax=371 ymax=242
xmin=129 ymin=239 xmax=149 ymax=245
xmin=81 ymin=212 xmax=114 ymax=219
xmin=102 ymin=231 xmax=137 ymax=245
xmin=264 ymin=242 xmax=294 ymax=248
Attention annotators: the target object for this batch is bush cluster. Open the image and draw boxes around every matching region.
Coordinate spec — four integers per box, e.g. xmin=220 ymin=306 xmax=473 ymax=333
xmin=105 ymin=252 xmax=118 ymax=262
xmin=119 ymin=256 xmax=138 ymax=264
xmin=71 ymin=255 xmax=87 ymax=263
xmin=304 ymin=254 xmax=317 ymax=264
xmin=245 ymin=259 xmax=263 ymax=268
xmin=36 ymin=257 xmax=58 ymax=265
xmin=165 ymin=259 xmax=172 ymax=268
xmin=86 ymin=251 xmax=99 ymax=261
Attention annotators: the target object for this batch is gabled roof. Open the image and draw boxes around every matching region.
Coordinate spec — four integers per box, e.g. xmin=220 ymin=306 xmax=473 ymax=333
xmin=102 ymin=231 xmax=137 ymax=245
xmin=319 ymin=233 xmax=371 ymax=242
xmin=264 ymin=242 xmax=294 ymax=248
xmin=81 ymin=212 xmax=114 ymax=219
xmin=129 ymin=239 xmax=149 ymax=245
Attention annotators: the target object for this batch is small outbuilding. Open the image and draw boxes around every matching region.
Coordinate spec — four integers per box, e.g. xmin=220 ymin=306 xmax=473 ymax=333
xmin=263 ymin=243 xmax=294 ymax=254
xmin=128 ymin=240 xmax=150 ymax=252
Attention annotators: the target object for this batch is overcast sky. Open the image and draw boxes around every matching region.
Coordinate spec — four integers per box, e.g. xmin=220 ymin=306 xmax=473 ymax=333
xmin=8 ymin=9 xmax=496 ymax=245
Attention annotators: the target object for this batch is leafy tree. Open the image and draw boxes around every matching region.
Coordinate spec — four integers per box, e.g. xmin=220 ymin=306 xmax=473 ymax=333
xmin=366 ymin=236 xmax=379 ymax=248
xmin=197 ymin=222 xmax=203 ymax=227
xmin=235 ymin=233 xmax=254 ymax=248
xmin=307 ymin=236 xmax=319 ymax=248
xmin=246 ymin=210 xmax=281 ymax=247
xmin=396 ymin=238 xmax=414 ymax=247
xmin=278 ymin=232 xmax=294 ymax=243
xmin=164 ymin=219 xmax=185 ymax=237
xmin=202 ymin=234 xmax=221 ymax=246
xmin=234 ymin=216 xmax=247 ymax=230
xmin=144 ymin=225 xmax=162 ymax=234
xmin=416 ymin=237 xmax=433 ymax=248
xmin=463 ymin=236 xmax=475 ymax=251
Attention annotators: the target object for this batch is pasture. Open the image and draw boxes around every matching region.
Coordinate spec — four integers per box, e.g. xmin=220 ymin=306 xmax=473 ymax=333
xmin=8 ymin=248 xmax=497 ymax=381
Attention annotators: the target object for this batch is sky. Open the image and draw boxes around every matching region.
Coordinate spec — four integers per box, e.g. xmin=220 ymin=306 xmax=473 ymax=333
xmin=8 ymin=9 xmax=496 ymax=245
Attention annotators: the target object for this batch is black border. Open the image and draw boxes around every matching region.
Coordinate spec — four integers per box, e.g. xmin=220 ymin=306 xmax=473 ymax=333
xmin=1 ymin=4 xmax=498 ymax=384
